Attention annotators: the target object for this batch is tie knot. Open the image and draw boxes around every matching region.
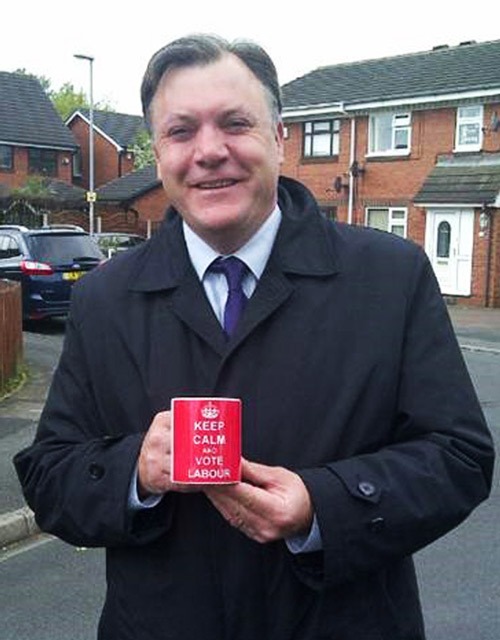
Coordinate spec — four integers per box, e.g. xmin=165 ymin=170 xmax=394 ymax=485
xmin=210 ymin=256 xmax=248 ymax=292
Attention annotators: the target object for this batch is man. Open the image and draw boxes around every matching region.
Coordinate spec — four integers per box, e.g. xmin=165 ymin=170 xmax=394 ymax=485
xmin=15 ymin=35 xmax=494 ymax=640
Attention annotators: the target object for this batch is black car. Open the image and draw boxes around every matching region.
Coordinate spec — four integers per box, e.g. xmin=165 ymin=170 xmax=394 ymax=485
xmin=94 ymin=232 xmax=146 ymax=258
xmin=0 ymin=225 xmax=104 ymax=320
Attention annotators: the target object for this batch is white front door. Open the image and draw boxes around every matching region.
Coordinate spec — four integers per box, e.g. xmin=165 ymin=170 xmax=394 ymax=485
xmin=425 ymin=209 xmax=474 ymax=295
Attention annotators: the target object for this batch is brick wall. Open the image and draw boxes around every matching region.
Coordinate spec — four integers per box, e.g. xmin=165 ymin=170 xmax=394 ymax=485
xmin=486 ymin=214 xmax=500 ymax=307
xmin=70 ymin=117 xmax=137 ymax=189
xmin=89 ymin=187 xmax=169 ymax=236
xmin=0 ymin=147 xmax=73 ymax=189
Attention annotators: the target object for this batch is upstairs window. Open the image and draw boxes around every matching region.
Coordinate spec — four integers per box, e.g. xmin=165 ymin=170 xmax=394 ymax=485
xmin=0 ymin=145 xmax=13 ymax=170
xmin=368 ymin=112 xmax=411 ymax=156
xmin=366 ymin=207 xmax=407 ymax=238
xmin=303 ymin=120 xmax=340 ymax=158
xmin=455 ymin=105 xmax=483 ymax=152
xmin=28 ymin=148 xmax=57 ymax=176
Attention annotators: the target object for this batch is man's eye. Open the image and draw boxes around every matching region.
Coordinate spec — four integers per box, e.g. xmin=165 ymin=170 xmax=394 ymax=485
xmin=168 ymin=127 xmax=192 ymax=139
xmin=226 ymin=119 xmax=250 ymax=131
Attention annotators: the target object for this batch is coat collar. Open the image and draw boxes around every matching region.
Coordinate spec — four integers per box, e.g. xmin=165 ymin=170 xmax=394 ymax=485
xmin=129 ymin=176 xmax=340 ymax=294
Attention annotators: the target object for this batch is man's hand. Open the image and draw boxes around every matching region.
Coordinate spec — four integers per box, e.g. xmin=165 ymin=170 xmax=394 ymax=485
xmin=204 ymin=459 xmax=314 ymax=543
xmin=137 ymin=411 xmax=195 ymax=498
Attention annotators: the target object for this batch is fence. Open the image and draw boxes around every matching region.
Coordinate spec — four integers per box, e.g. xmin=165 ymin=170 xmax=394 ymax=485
xmin=0 ymin=280 xmax=23 ymax=395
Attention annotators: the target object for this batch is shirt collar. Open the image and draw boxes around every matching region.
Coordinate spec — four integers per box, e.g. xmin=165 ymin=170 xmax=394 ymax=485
xmin=183 ymin=205 xmax=282 ymax=281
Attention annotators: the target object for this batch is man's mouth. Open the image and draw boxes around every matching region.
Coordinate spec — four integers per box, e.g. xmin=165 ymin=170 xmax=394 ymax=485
xmin=195 ymin=179 xmax=238 ymax=190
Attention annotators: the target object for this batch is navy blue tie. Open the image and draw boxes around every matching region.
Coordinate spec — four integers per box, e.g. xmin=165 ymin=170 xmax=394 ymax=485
xmin=210 ymin=257 xmax=248 ymax=337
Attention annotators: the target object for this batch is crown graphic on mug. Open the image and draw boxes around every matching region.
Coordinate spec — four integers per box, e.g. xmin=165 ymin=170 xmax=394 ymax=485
xmin=201 ymin=402 xmax=220 ymax=419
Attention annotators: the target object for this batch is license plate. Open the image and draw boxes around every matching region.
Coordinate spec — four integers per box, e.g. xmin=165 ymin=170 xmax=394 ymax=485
xmin=63 ymin=271 xmax=83 ymax=281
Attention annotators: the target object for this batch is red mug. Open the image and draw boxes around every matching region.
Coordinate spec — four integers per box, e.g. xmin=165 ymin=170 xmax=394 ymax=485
xmin=171 ymin=397 xmax=242 ymax=484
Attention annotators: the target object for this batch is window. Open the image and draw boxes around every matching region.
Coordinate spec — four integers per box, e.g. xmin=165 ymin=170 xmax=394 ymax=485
xmin=0 ymin=234 xmax=21 ymax=259
xmin=368 ymin=112 xmax=411 ymax=155
xmin=303 ymin=120 xmax=340 ymax=157
xmin=436 ymin=221 xmax=451 ymax=258
xmin=319 ymin=206 xmax=337 ymax=221
xmin=72 ymin=149 xmax=83 ymax=178
xmin=0 ymin=145 xmax=13 ymax=170
xmin=28 ymin=148 xmax=57 ymax=176
xmin=455 ymin=105 xmax=483 ymax=151
xmin=366 ymin=207 xmax=407 ymax=238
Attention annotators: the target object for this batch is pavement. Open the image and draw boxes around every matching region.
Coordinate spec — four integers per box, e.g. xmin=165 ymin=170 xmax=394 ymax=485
xmin=1 ymin=304 xmax=499 ymax=550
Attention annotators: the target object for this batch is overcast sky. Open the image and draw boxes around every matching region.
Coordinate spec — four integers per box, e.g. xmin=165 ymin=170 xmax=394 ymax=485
xmin=3 ymin=0 xmax=499 ymax=115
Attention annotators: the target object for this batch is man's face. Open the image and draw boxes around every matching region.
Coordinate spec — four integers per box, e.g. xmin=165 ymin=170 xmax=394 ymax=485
xmin=150 ymin=54 xmax=284 ymax=253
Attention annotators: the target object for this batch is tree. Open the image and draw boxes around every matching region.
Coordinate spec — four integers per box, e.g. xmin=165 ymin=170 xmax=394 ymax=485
xmin=14 ymin=69 xmax=113 ymax=120
xmin=11 ymin=175 xmax=55 ymax=201
xmin=130 ymin=128 xmax=155 ymax=169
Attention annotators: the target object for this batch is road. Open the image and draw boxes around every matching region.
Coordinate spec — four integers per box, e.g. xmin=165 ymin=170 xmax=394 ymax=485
xmin=0 ymin=319 xmax=498 ymax=639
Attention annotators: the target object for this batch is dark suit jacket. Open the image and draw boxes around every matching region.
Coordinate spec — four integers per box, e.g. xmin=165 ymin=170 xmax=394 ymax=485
xmin=15 ymin=177 xmax=494 ymax=640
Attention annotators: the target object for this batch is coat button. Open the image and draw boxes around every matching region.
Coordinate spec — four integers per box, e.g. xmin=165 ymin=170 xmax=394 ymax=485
xmin=358 ymin=481 xmax=376 ymax=497
xmin=368 ymin=517 xmax=385 ymax=533
xmin=88 ymin=463 xmax=105 ymax=480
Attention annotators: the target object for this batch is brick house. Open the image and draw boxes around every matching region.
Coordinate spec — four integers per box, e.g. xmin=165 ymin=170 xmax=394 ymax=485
xmin=281 ymin=39 xmax=500 ymax=307
xmin=0 ymin=71 xmax=85 ymax=223
xmin=66 ymin=109 xmax=146 ymax=189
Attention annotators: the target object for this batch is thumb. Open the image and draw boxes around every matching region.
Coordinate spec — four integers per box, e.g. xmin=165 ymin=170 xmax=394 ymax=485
xmin=241 ymin=458 xmax=276 ymax=487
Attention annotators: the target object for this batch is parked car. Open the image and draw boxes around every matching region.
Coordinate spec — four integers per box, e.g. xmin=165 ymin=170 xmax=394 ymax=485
xmin=94 ymin=232 xmax=146 ymax=258
xmin=0 ymin=225 xmax=104 ymax=320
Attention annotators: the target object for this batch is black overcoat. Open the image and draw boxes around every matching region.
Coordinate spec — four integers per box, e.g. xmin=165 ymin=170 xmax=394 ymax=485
xmin=15 ymin=177 xmax=494 ymax=640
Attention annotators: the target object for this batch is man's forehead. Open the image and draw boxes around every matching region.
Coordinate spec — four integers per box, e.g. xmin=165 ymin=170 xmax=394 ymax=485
xmin=151 ymin=55 xmax=267 ymax=115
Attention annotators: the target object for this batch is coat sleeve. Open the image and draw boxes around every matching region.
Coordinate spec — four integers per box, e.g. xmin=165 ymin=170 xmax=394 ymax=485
xmin=296 ymin=249 xmax=495 ymax=589
xmin=13 ymin=288 xmax=176 ymax=548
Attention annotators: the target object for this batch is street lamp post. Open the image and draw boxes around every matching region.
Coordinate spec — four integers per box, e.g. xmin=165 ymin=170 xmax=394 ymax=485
xmin=74 ymin=53 xmax=95 ymax=235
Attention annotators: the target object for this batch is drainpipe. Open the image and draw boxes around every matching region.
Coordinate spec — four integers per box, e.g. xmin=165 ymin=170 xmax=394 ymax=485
xmin=348 ymin=116 xmax=356 ymax=225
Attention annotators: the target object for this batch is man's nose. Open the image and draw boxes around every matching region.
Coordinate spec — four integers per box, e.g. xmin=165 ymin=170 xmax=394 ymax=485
xmin=193 ymin=126 xmax=228 ymax=166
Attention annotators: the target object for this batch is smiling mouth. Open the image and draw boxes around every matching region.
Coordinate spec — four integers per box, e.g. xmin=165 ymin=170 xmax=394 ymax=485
xmin=195 ymin=179 xmax=238 ymax=190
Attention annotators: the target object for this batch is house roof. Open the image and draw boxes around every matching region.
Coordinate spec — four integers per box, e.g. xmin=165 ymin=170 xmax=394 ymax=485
xmin=0 ymin=71 xmax=78 ymax=149
xmin=96 ymin=164 xmax=160 ymax=203
xmin=68 ymin=109 xmax=146 ymax=149
xmin=0 ymin=178 xmax=86 ymax=208
xmin=44 ymin=179 xmax=87 ymax=205
xmin=414 ymin=153 xmax=500 ymax=206
xmin=282 ymin=39 xmax=500 ymax=113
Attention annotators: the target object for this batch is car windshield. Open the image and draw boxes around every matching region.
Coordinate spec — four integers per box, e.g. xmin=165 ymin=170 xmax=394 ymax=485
xmin=27 ymin=233 xmax=104 ymax=263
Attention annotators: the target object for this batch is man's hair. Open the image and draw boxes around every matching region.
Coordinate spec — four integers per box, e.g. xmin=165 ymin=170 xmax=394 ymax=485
xmin=140 ymin=33 xmax=282 ymax=132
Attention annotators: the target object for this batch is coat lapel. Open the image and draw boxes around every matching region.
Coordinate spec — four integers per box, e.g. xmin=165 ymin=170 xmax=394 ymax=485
xmin=226 ymin=180 xmax=341 ymax=347
xmin=128 ymin=215 xmax=226 ymax=354
xmin=128 ymin=177 xmax=340 ymax=353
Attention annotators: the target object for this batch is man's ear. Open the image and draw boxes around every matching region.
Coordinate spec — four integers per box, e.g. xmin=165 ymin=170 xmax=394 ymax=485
xmin=276 ymin=120 xmax=285 ymax=163
xmin=152 ymin=144 xmax=162 ymax=180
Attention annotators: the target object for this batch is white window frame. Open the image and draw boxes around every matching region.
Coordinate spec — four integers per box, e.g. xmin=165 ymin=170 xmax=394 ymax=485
xmin=365 ymin=207 xmax=408 ymax=238
xmin=454 ymin=105 xmax=483 ymax=152
xmin=368 ymin=111 xmax=411 ymax=157
xmin=303 ymin=119 xmax=340 ymax=158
